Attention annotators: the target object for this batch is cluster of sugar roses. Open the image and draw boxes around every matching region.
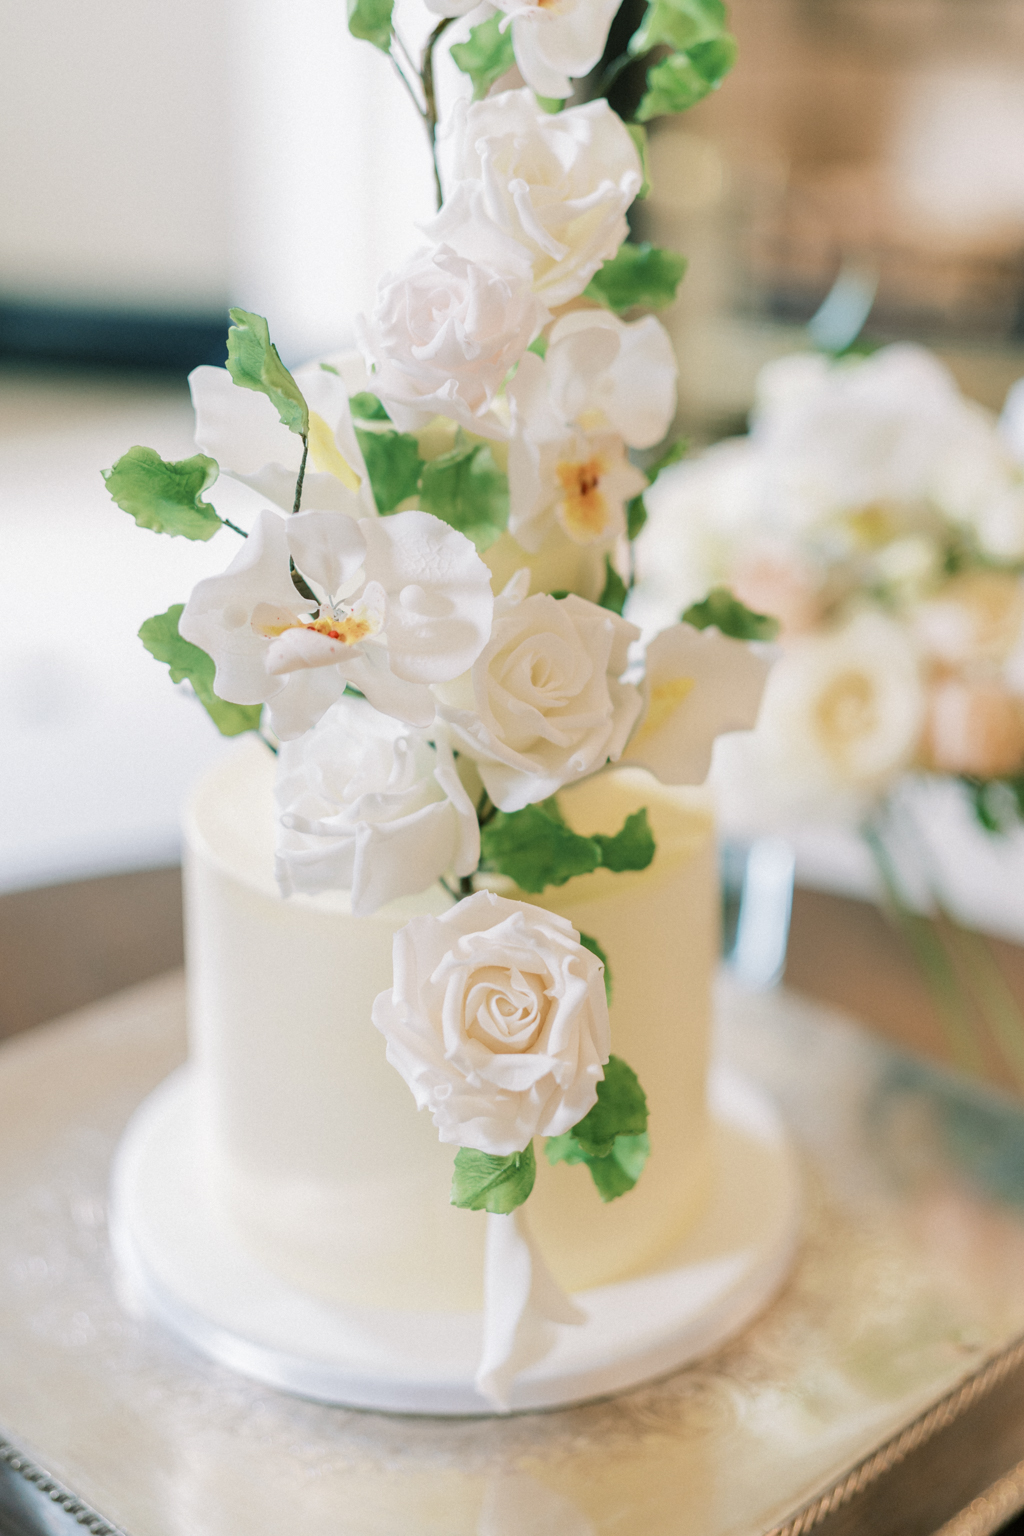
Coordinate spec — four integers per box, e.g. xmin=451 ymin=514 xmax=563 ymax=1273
xmin=635 ymin=344 xmax=1024 ymax=833
xmin=104 ymin=0 xmax=765 ymax=1221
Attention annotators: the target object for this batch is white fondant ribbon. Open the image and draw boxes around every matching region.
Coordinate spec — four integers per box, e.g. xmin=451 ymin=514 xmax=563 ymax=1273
xmin=475 ymin=1207 xmax=586 ymax=1412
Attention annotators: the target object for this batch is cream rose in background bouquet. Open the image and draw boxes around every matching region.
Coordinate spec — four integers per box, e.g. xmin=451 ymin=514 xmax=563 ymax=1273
xmin=634 ymin=341 xmax=1024 ymax=1080
xmin=102 ymin=0 xmax=769 ymax=1405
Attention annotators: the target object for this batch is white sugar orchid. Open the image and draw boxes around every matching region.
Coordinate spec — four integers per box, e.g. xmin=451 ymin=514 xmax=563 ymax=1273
xmin=355 ymin=241 xmax=548 ymax=440
xmin=275 ymin=696 xmax=479 ymax=915
xmin=435 ymin=572 xmax=642 ymax=811
xmin=189 ymin=353 xmax=376 ymax=518
xmin=179 ymin=506 xmax=494 ymax=738
xmin=431 ymin=91 xmax=642 ymax=307
xmin=423 ymin=0 xmax=623 ymax=100
xmin=506 ymin=310 xmax=676 ymax=553
xmin=621 ymin=624 xmax=772 ymax=786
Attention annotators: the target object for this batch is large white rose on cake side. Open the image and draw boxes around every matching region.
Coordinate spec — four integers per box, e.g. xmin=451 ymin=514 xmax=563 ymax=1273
xmin=507 ymin=311 xmax=676 ymax=553
xmin=356 ymin=242 xmax=548 ymax=439
xmin=275 ymin=696 xmax=479 ymax=914
xmin=189 ymin=354 xmax=375 ymax=518
xmin=431 ymin=91 xmax=642 ymax=307
xmin=435 ymin=574 xmax=642 ymax=811
xmin=372 ymin=891 xmax=610 ymax=1155
xmin=179 ymin=506 xmax=494 ymax=737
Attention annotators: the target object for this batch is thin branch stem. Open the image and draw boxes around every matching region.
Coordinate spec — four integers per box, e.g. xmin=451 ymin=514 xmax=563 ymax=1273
xmin=439 ymin=876 xmax=459 ymax=902
xmin=392 ymin=28 xmax=423 ymax=92
xmin=388 ymin=52 xmax=427 ymax=119
xmin=291 ymin=436 xmax=309 ymax=515
xmin=421 ymin=16 xmax=454 ymax=209
xmin=257 ymin=727 xmax=279 ymax=757
xmin=476 ymin=789 xmax=498 ymax=828
xmin=221 ymin=516 xmax=248 ymax=539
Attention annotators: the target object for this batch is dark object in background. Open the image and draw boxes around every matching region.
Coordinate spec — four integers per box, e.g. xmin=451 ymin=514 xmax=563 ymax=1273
xmin=0 ymin=301 xmax=227 ymax=375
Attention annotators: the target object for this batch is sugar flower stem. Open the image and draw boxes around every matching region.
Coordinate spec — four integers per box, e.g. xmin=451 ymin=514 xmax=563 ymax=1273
xmin=422 ymin=17 xmax=454 ymax=210
xmin=257 ymin=727 xmax=279 ymax=757
xmin=388 ymin=52 xmax=427 ymax=121
xmin=477 ymin=789 xmax=497 ymax=828
xmin=291 ymin=435 xmax=309 ymax=515
xmin=862 ymin=818 xmax=985 ymax=1077
xmin=221 ymin=516 xmax=248 ymax=539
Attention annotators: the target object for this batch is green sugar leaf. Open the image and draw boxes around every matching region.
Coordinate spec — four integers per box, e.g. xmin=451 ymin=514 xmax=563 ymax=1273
xmin=682 ymin=585 xmax=780 ymax=641
xmin=139 ymin=605 xmax=263 ymax=737
xmin=631 ymin=0 xmax=728 ymax=56
xmin=451 ymin=1143 xmax=536 ymax=1213
xmin=226 ymin=309 xmax=308 ymax=437
xmin=570 ymin=1056 xmax=649 ymax=1158
xmin=103 ymin=447 xmax=222 ymax=541
xmin=419 ymin=439 xmax=509 ymax=551
xmin=480 ymin=803 xmax=601 ymax=893
xmin=451 ymin=13 xmax=516 ymax=100
xmin=579 ymin=932 xmax=613 ymax=1005
xmin=585 ymin=242 xmax=688 ymax=314
xmin=545 ymin=1132 xmax=590 ymax=1167
xmin=354 ymin=426 xmax=424 ymax=514
xmin=587 ymin=1133 xmax=651 ymax=1201
xmin=536 ymin=94 xmax=564 ymax=114
xmin=647 ymin=437 xmax=689 ymax=481
xmin=349 ymin=391 xmax=391 ymax=421
xmin=627 ymin=495 xmax=648 ymax=541
xmin=636 ymin=36 xmax=737 ymax=121
xmin=527 ymin=335 xmax=549 ymax=359
xmin=595 ymin=808 xmax=656 ymax=874
xmin=598 ymin=556 xmax=629 ymax=616
xmin=347 ymin=0 xmax=393 ymax=50
xmin=626 ymin=123 xmax=651 ymax=199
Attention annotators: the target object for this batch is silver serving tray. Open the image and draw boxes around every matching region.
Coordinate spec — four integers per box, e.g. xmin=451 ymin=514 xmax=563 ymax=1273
xmin=4 ymin=972 xmax=1024 ymax=1536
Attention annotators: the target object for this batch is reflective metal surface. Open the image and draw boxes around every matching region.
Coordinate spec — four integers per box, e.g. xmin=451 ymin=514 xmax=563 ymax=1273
xmin=4 ymin=973 xmax=1024 ymax=1535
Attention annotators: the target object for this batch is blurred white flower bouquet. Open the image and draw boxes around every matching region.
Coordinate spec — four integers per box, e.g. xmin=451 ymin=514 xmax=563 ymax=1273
xmin=637 ymin=343 xmax=1024 ymax=1079
xmin=101 ymin=0 xmax=768 ymax=1248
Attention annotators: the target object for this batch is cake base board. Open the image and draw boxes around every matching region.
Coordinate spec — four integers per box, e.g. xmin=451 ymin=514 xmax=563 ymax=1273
xmin=109 ymin=1064 xmax=800 ymax=1415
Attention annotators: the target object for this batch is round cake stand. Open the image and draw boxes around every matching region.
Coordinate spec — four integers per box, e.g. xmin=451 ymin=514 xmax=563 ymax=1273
xmin=109 ymin=1065 xmax=801 ymax=1416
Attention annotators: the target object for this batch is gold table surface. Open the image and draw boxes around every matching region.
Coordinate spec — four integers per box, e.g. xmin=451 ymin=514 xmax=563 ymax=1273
xmin=3 ymin=972 xmax=1024 ymax=1536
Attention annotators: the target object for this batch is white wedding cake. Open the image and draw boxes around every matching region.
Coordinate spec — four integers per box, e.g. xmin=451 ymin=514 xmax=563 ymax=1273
xmin=184 ymin=743 xmax=718 ymax=1313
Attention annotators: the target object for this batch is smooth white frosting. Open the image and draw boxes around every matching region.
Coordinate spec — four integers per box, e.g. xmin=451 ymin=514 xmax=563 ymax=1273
xmin=183 ymin=739 xmax=718 ymax=1311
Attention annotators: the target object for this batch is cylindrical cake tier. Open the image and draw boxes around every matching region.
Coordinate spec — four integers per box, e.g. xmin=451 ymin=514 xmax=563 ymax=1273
xmin=183 ymin=739 xmax=718 ymax=1312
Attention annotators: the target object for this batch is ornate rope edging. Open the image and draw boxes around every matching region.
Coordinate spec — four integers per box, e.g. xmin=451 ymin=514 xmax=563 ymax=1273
xmin=0 ymin=1431 xmax=128 ymax=1536
xmin=763 ymin=1333 xmax=1024 ymax=1536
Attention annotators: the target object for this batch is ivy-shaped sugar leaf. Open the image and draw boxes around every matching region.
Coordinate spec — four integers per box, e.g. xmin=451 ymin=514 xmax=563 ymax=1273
xmin=226 ymin=308 xmax=309 ymax=437
xmin=588 ymin=1134 xmax=651 ymax=1201
xmin=681 ymin=586 xmax=780 ymax=641
xmin=451 ymin=1143 xmax=536 ymax=1213
xmin=103 ymin=447 xmax=222 ymax=541
xmin=636 ymin=36 xmax=738 ymax=122
xmin=347 ymin=0 xmax=393 ymax=51
xmin=627 ymin=124 xmax=651 ymax=199
xmin=139 ymin=605 xmax=264 ymax=737
xmin=627 ymin=495 xmax=648 ymax=541
xmin=354 ymin=427 xmax=424 ymax=514
xmin=585 ymin=242 xmax=688 ymax=314
xmin=598 ymin=556 xmax=629 ymax=616
xmin=579 ymin=932 xmax=613 ymax=1004
xmin=630 ymin=0 xmax=728 ymax=56
xmin=567 ymin=1056 xmax=649 ymax=1158
xmin=545 ymin=1059 xmax=651 ymax=1203
xmin=594 ymin=808 xmax=656 ymax=874
xmin=349 ymin=391 xmax=391 ymax=422
xmin=419 ymin=439 xmax=509 ymax=551
xmin=480 ymin=803 xmax=601 ymax=893
xmin=451 ymin=13 xmax=516 ymax=100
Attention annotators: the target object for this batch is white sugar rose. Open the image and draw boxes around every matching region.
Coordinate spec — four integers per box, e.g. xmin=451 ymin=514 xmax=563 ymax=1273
xmin=274 ymin=696 xmax=478 ymax=915
xmin=372 ymin=890 xmax=610 ymax=1155
xmin=189 ymin=352 xmax=375 ymax=518
xmin=435 ymin=574 xmax=643 ymax=812
xmin=431 ymin=91 xmax=642 ymax=307
xmin=355 ymin=243 xmax=548 ymax=439
xmin=179 ymin=505 xmax=494 ymax=737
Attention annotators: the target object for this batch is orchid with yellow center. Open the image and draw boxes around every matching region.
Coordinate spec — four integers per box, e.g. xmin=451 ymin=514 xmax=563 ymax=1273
xmin=189 ymin=352 xmax=377 ymax=517
xmin=507 ymin=310 xmax=675 ymax=557
xmin=179 ymin=506 xmax=494 ymax=740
